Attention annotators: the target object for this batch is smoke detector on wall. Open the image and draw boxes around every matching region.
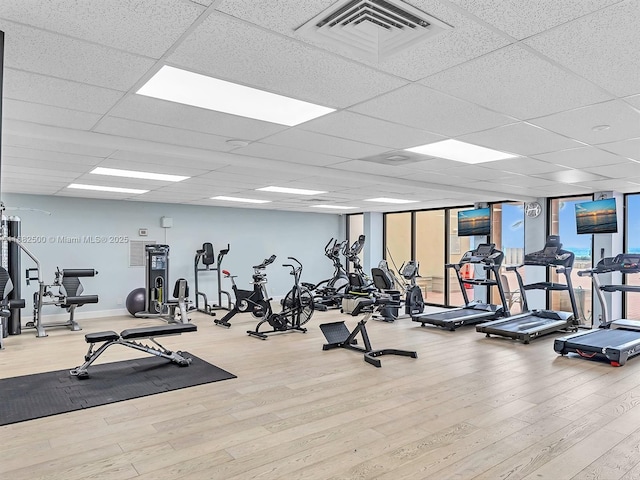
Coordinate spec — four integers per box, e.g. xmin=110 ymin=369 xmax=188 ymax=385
xmin=296 ymin=0 xmax=453 ymax=62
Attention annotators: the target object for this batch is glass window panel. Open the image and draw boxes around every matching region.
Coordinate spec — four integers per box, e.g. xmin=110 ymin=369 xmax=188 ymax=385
xmin=384 ymin=212 xmax=412 ymax=280
xmin=448 ymin=208 xmax=473 ymax=306
xmin=415 ymin=210 xmax=445 ymax=305
xmin=625 ymin=195 xmax=640 ymax=320
xmin=549 ymin=196 xmax=593 ymax=325
xmin=491 ymin=203 xmax=525 ymax=314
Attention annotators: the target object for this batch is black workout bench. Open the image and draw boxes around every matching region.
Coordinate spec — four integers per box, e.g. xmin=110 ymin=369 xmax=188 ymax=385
xmin=70 ymin=323 xmax=197 ymax=378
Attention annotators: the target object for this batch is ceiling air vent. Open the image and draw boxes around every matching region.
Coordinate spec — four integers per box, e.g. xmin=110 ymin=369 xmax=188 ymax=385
xmin=296 ymin=0 xmax=452 ymax=62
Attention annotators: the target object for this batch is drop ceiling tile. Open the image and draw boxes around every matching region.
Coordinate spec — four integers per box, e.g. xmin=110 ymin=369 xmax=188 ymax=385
xmin=72 ymin=174 xmax=170 ymax=189
xmin=2 ymin=165 xmax=80 ymax=179
xmin=217 ymin=0 xmax=510 ymax=81
xmin=3 ymin=156 xmax=99 ymax=173
xmin=193 ymin=171 xmax=273 ymax=189
xmin=168 ymin=13 xmax=408 ymax=108
xmin=2 ymin=133 xmax=118 ymax=158
xmin=216 ymin=165 xmax=304 ymax=182
xmin=96 ymin=159 xmax=210 ymax=177
xmin=56 ymin=189 xmax=140 ymax=200
xmin=232 ymin=143 xmax=346 ymax=167
xmin=108 ymin=150 xmax=231 ymax=171
xmin=3 ymin=184 xmax=60 ymax=195
xmin=4 ymin=69 xmax=124 ymax=114
xmin=575 ymin=179 xmax=636 ymax=191
xmin=411 ymin=158 xmax=469 ymax=171
xmin=261 ymin=130 xmax=389 ymax=159
xmin=0 ymin=22 xmax=155 ymax=91
xmin=597 ymin=138 xmax=640 ymax=162
xmin=534 ymin=184 xmax=593 ymax=195
xmin=528 ymin=100 xmax=640 ymax=144
xmin=534 ymin=169 xmax=609 ymax=183
xmin=496 ymin=175 xmax=558 ymax=188
xmin=481 ymin=157 xmax=566 ymax=175
xmin=449 ymin=0 xmax=620 ymax=39
xmin=524 ymin=1 xmax=640 ymax=96
xmin=109 ymin=95 xmax=287 ymax=140
xmin=532 ymin=146 xmax=632 ymax=168
xmin=0 ymin=0 xmax=204 ymax=58
xmin=625 ymin=95 xmax=640 ymax=109
xmin=3 ymin=99 xmax=102 ymax=130
xmin=422 ymin=44 xmax=612 ymax=119
xmin=458 ymin=122 xmax=584 ymax=156
xmin=300 ymin=111 xmax=445 ymax=149
xmin=328 ymin=160 xmax=415 ymax=178
xmin=583 ymin=160 xmax=640 ymax=179
xmin=351 ymin=84 xmax=514 ymax=136
xmin=2 ymin=146 xmax=104 ymax=166
xmin=94 ymin=118 xmax=236 ymax=151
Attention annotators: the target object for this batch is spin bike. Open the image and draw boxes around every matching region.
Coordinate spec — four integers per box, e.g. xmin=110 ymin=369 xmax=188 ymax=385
xmin=214 ymin=255 xmax=276 ymax=328
xmin=248 ymin=257 xmax=314 ymax=339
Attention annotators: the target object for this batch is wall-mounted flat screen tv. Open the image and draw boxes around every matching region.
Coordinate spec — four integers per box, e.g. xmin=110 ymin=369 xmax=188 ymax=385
xmin=575 ymin=198 xmax=618 ymax=234
xmin=458 ymin=207 xmax=491 ymax=236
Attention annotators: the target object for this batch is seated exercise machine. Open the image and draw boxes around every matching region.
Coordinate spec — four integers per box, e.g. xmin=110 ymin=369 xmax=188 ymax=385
xmin=476 ymin=235 xmax=579 ymax=343
xmin=248 ymin=257 xmax=314 ymax=339
xmin=412 ymin=243 xmax=508 ymax=330
xmin=214 ymin=255 xmax=276 ymax=328
xmin=135 ymin=244 xmax=191 ymax=324
xmin=70 ymin=323 xmax=197 ymax=378
xmin=555 ymin=254 xmax=640 ymax=366
xmin=320 ymin=296 xmax=418 ymax=367
xmin=378 ymin=258 xmax=425 ymax=318
xmin=304 ymin=238 xmax=349 ymax=311
xmin=0 ymin=266 xmax=26 ymax=349
xmin=26 ymin=267 xmax=99 ymax=337
xmin=368 ymin=264 xmax=402 ymax=321
xmin=194 ymin=242 xmax=231 ymax=315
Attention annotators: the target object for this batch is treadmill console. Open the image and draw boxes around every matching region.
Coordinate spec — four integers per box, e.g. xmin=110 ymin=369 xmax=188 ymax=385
xmin=460 ymin=243 xmax=504 ymax=265
xmin=524 ymin=236 xmax=575 ymax=267
xmin=594 ymin=254 xmax=640 ymax=273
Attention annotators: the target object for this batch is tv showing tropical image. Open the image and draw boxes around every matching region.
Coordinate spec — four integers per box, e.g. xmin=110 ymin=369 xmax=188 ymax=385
xmin=458 ymin=207 xmax=491 ymax=236
xmin=575 ymin=198 xmax=618 ymax=234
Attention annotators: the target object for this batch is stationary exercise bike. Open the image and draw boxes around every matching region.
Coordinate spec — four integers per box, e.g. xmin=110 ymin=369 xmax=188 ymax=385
xmin=248 ymin=257 xmax=314 ymax=339
xmin=214 ymin=255 xmax=276 ymax=328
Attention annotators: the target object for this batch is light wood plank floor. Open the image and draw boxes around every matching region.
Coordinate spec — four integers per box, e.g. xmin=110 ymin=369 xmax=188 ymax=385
xmin=2 ymin=307 xmax=640 ymax=480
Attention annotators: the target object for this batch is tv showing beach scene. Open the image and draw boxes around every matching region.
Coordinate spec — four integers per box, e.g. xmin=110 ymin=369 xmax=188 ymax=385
xmin=575 ymin=198 xmax=618 ymax=234
xmin=458 ymin=207 xmax=491 ymax=236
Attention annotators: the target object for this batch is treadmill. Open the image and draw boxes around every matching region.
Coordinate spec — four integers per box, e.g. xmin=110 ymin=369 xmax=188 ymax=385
xmin=412 ymin=243 xmax=509 ymax=330
xmin=476 ymin=235 xmax=579 ymax=344
xmin=554 ymin=254 xmax=640 ymax=366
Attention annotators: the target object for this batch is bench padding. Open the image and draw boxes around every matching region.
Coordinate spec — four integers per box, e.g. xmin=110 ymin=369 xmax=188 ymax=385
xmin=121 ymin=323 xmax=197 ymax=340
xmin=85 ymin=331 xmax=119 ymax=343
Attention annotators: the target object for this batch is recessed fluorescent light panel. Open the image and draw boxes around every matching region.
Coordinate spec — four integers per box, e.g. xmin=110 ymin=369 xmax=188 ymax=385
xmin=137 ymin=66 xmax=335 ymax=126
xmin=311 ymin=205 xmax=356 ymax=210
xmin=67 ymin=184 xmax=149 ymax=194
xmin=90 ymin=167 xmax=189 ymax=182
xmin=364 ymin=197 xmax=419 ymax=204
xmin=405 ymin=139 xmax=517 ymax=164
xmin=211 ymin=196 xmax=271 ymax=204
xmin=257 ymin=186 xmax=327 ymax=195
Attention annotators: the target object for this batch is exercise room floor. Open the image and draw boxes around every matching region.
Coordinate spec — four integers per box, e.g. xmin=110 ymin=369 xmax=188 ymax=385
xmin=2 ymin=307 xmax=640 ymax=480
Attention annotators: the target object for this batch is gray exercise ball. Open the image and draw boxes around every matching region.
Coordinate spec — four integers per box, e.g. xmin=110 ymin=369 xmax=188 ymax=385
xmin=126 ymin=287 xmax=146 ymax=316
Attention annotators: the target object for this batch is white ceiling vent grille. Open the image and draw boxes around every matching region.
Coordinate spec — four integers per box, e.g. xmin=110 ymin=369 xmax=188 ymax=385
xmin=296 ymin=0 xmax=452 ymax=62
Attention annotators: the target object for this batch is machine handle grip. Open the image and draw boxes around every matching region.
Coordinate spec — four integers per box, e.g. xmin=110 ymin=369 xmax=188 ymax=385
xmin=62 ymin=269 xmax=97 ymax=278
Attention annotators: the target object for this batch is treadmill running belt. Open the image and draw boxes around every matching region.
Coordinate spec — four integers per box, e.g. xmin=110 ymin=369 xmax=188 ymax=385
xmin=564 ymin=329 xmax=640 ymax=349
xmin=417 ymin=308 xmax=491 ymax=322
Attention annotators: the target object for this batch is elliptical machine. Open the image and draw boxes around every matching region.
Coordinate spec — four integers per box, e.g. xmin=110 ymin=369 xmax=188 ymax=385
xmin=194 ymin=242 xmax=232 ymax=315
xmin=305 ymin=238 xmax=349 ymax=311
xmin=398 ymin=261 xmax=425 ymax=316
xmin=214 ymin=255 xmax=276 ymax=328
xmin=344 ymin=235 xmax=372 ymax=293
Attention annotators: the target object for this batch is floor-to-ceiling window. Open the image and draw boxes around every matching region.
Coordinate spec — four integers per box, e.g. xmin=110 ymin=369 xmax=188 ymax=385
xmin=549 ymin=196 xmax=593 ymax=325
xmin=384 ymin=212 xmax=412 ymax=281
xmin=625 ymin=194 xmax=640 ymax=319
xmin=415 ymin=210 xmax=445 ymax=305
xmin=491 ymin=202 xmax=525 ymax=314
xmin=448 ymin=208 xmax=473 ymax=306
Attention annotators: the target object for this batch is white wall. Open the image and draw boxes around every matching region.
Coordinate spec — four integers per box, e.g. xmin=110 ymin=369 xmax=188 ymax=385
xmin=3 ymin=193 xmax=341 ymax=319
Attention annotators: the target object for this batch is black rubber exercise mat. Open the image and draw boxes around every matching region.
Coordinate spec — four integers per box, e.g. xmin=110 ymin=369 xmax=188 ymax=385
xmin=0 ymin=353 xmax=235 ymax=426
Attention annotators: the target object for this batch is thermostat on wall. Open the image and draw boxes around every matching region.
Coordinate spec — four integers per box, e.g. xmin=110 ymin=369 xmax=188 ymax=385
xmin=138 ymin=228 xmax=148 ymax=236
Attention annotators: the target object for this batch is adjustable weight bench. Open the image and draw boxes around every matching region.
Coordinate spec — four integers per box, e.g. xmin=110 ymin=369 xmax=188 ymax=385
xmin=70 ymin=323 xmax=197 ymax=378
